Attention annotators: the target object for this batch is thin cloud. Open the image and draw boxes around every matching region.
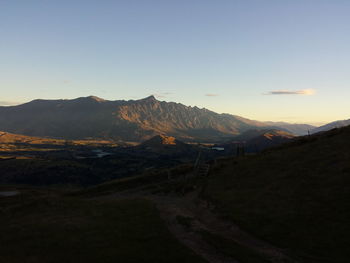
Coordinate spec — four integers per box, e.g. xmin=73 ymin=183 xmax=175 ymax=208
xmin=205 ymin=93 xmax=219 ymax=97
xmin=154 ymin=94 xmax=167 ymax=98
xmin=264 ymin=89 xmax=316 ymax=96
xmin=153 ymin=92 xmax=173 ymax=99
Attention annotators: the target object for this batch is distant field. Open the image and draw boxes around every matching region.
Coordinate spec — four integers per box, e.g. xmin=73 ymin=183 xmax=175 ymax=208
xmin=0 ymin=132 xmax=119 ymax=158
xmin=0 ymin=186 xmax=205 ymax=263
xmin=0 ymin=131 xmax=117 ymax=146
xmin=0 ymin=132 xmax=212 ymax=186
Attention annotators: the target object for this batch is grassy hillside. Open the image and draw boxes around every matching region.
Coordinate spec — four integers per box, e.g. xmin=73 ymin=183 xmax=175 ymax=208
xmin=203 ymin=127 xmax=350 ymax=262
xmin=0 ymin=186 xmax=205 ymax=263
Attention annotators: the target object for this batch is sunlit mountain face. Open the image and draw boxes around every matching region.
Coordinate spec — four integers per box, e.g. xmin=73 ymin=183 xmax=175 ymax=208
xmin=0 ymin=96 xmax=314 ymax=143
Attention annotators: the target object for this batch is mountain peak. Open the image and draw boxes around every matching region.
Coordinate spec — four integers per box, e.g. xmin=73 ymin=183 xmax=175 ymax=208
xmin=86 ymin=96 xmax=106 ymax=102
xmin=156 ymin=134 xmax=177 ymax=145
xmin=140 ymin=95 xmax=157 ymax=102
xmin=140 ymin=135 xmax=177 ymax=146
xmin=138 ymin=135 xmax=194 ymax=154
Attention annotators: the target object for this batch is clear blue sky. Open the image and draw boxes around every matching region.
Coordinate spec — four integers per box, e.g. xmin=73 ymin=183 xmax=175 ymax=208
xmin=1 ymin=0 xmax=349 ymax=124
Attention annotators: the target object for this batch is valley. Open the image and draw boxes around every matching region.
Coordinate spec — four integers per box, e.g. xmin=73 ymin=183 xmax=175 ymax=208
xmin=0 ymin=127 xmax=296 ymax=186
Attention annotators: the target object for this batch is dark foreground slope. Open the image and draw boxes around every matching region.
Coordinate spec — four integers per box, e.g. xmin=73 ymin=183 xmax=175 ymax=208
xmin=0 ymin=186 xmax=205 ymax=263
xmin=204 ymin=126 xmax=350 ymax=262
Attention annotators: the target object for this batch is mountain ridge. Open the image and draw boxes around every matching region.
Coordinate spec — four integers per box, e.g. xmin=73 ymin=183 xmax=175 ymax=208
xmin=0 ymin=96 xmax=314 ymax=142
xmin=311 ymin=118 xmax=350 ymax=134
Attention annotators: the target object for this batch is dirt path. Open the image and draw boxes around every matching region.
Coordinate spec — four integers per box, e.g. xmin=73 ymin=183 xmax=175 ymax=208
xmin=148 ymin=190 xmax=299 ymax=263
xmin=95 ymin=182 xmax=300 ymax=263
xmin=150 ymin=192 xmax=239 ymax=263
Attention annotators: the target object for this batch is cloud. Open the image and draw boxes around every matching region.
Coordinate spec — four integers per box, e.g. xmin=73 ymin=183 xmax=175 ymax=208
xmin=264 ymin=89 xmax=316 ymax=96
xmin=205 ymin=93 xmax=219 ymax=97
xmin=152 ymin=92 xmax=173 ymax=98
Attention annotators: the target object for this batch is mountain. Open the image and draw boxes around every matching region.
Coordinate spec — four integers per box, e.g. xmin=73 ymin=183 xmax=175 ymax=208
xmin=139 ymin=135 xmax=181 ymax=148
xmin=136 ymin=135 xmax=196 ymax=155
xmin=263 ymin=121 xmax=314 ymax=136
xmin=231 ymin=129 xmax=295 ymax=142
xmin=217 ymin=129 xmax=295 ymax=153
xmin=0 ymin=95 xmax=310 ymax=142
xmin=311 ymin=118 xmax=350 ymax=134
xmin=246 ymin=130 xmax=295 ymax=151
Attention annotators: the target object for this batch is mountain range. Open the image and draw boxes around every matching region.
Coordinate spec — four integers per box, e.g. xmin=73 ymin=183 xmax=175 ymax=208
xmin=0 ymin=96 xmax=314 ymax=142
xmin=311 ymin=118 xmax=350 ymax=134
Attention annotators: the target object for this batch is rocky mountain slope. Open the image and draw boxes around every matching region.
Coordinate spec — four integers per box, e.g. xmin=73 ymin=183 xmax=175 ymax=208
xmin=0 ymin=96 xmax=312 ymax=142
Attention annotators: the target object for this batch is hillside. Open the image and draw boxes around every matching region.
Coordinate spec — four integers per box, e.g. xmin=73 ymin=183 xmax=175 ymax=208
xmin=311 ymin=118 xmax=350 ymax=134
xmin=0 ymin=186 xmax=205 ymax=263
xmin=0 ymin=96 xmax=311 ymax=142
xmin=247 ymin=129 xmax=295 ymax=149
xmin=0 ymin=131 xmax=63 ymax=144
xmin=262 ymin=122 xmax=314 ymax=136
xmin=0 ymin=131 xmax=114 ymax=146
xmin=203 ymin=126 xmax=350 ymax=262
xmin=217 ymin=129 xmax=295 ymax=154
xmin=230 ymin=129 xmax=295 ymax=142
xmin=2 ymin=127 xmax=350 ymax=263
xmin=137 ymin=135 xmax=195 ymax=154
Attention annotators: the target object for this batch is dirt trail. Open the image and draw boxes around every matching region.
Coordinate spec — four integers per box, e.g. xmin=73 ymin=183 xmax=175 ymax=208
xmin=95 ymin=183 xmax=300 ymax=263
xmin=150 ymin=192 xmax=239 ymax=263
xmin=148 ymin=190 xmax=298 ymax=263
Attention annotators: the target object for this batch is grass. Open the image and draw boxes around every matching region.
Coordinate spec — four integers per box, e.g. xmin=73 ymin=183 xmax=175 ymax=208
xmin=0 ymin=158 xmax=99 ymax=185
xmin=176 ymin=215 xmax=194 ymax=229
xmin=199 ymin=230 xmax=272 ymax=263
xmin=203 ymin=127 xmax=350 ymax=263
xmin=0 ymin=187 xmax=206 ymax=263
xmin=74 ymin=163 xmax=194 ymax=197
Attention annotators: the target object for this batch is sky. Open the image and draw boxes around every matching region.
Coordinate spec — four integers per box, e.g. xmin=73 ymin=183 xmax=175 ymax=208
xmin=1 ymin=0 xmax=350 ymax=125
